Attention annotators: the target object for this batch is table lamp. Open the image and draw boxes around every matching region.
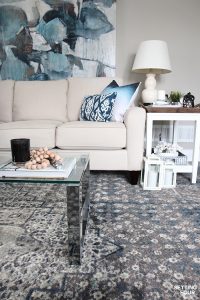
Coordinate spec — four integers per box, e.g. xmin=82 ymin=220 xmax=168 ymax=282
xmin=132 ymin=40 xmax=172 ymax=105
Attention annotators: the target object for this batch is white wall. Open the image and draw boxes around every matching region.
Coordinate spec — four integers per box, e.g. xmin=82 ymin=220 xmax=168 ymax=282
xmin=116 ymin=0 xmax=200 ymax=102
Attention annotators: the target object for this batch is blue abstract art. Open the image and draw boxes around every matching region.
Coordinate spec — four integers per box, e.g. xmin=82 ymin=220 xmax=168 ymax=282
xmin=0 ymin=0 xmax=116 ymax=80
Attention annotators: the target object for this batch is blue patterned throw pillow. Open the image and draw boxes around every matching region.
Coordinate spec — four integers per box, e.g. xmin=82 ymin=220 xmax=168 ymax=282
xmin=102 ymin=80 xmax=141 ymax=122
xmin=80 ymin=92 xmax=117 ymax=122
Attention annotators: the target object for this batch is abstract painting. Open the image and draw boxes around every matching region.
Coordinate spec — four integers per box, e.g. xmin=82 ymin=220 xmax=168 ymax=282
xmin=0 ymin=0 xmax=116 ymax=80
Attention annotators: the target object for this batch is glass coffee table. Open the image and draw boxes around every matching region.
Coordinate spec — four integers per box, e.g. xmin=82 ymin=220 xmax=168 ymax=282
xmin=0 ymin=153 xmax=90 ymax=265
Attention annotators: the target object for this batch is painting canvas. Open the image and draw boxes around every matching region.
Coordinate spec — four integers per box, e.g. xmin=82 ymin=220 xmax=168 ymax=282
xmin=0 ymin=0 xmax=116 ymax=80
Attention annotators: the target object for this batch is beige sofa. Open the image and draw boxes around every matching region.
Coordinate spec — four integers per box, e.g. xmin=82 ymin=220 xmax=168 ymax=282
xmin=0 ymin=77 xmax=146 ymax=184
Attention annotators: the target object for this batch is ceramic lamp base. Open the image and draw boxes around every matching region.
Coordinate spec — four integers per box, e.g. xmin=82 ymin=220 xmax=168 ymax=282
xmin=142 ymin=73 xmax=157 ymax=104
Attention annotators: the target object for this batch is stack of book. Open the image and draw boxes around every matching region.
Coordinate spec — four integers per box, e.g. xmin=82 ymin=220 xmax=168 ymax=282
xmin=0 ymin=157 xmax=76 ymax=178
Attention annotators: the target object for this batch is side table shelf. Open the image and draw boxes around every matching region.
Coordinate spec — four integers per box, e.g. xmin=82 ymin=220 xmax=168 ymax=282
xmin=145 ymin=110 xmax=200 ymax=184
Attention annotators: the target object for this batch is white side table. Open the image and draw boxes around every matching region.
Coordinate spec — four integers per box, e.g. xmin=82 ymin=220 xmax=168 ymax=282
xmin=145 ymin=110 xmax=200 ymax=183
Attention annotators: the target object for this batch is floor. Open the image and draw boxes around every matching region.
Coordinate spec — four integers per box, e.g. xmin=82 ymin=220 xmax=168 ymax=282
xmin=0 ymin=171 xmax=200 ymax=299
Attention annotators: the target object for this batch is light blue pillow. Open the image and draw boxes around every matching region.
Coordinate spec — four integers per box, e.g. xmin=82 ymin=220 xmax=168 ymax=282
xmin=80 ymin=92 xmax=117 ymax=122
xmin=102 ymin=81 xmax=141 ymax=122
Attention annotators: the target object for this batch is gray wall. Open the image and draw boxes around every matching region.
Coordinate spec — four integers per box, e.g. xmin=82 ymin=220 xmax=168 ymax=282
xmin=116 ymin=0 xmax=200 ymax=102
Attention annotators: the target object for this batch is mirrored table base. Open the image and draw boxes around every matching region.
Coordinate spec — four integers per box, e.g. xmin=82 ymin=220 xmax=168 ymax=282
xmin=67 ymin=163 xmax=90 ymax=265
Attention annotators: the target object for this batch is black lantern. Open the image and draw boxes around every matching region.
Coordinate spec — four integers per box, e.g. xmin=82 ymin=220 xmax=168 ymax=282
xmin=183 ymin=92 xmax=195 ymax=108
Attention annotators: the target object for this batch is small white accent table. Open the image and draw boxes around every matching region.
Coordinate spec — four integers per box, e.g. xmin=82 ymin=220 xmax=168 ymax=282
xmin=145 ymin=108 xmax=200 ymax=183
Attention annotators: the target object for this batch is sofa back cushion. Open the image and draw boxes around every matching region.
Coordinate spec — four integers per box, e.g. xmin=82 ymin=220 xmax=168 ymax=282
xmin=67 ymin=77 xmax=123 ymax=121
xmin=0 ymin=80 xmax=15 ymax=122
xmin=13 ymin=80 xmax=68 ymax=122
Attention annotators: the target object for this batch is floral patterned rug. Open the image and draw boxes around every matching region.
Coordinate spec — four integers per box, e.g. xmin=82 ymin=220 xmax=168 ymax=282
xmin=0 ymin=171 xmax=200 ymax=300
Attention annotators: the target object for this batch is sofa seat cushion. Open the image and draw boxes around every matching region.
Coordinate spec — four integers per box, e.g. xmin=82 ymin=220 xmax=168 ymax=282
xmin=0 ymin=120 xmax=62 ymax=149
xmin=56 ymin=121 xmax=126 ymax=150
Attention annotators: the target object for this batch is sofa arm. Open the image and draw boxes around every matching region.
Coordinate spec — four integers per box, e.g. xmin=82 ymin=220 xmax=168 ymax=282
xmin=124 ymin=107 xmax=146 ymax=170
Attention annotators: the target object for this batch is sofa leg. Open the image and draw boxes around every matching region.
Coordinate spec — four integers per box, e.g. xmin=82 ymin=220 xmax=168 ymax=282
xmin=128 ymin=171 xmax=140 ymax=185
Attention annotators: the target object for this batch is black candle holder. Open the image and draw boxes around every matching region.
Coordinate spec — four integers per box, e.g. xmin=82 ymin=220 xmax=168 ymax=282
xmin=10 ymin=138 xmax=30 ymax=165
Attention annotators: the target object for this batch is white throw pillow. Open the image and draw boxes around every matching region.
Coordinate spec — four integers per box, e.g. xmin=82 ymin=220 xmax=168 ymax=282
xmin=102 ymin=80 xmax=141 ymax=122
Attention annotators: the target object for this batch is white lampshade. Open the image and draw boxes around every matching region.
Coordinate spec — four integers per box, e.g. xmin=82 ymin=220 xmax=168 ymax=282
xmin=132 ymin=40 xmax=172 ymax=74
xmin=132 ymin=40 xmax=172 ymax=104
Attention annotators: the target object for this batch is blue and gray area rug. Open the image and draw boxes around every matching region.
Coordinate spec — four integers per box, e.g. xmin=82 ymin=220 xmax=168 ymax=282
xmin=0 ymin=171 xmax=200 ymax=300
